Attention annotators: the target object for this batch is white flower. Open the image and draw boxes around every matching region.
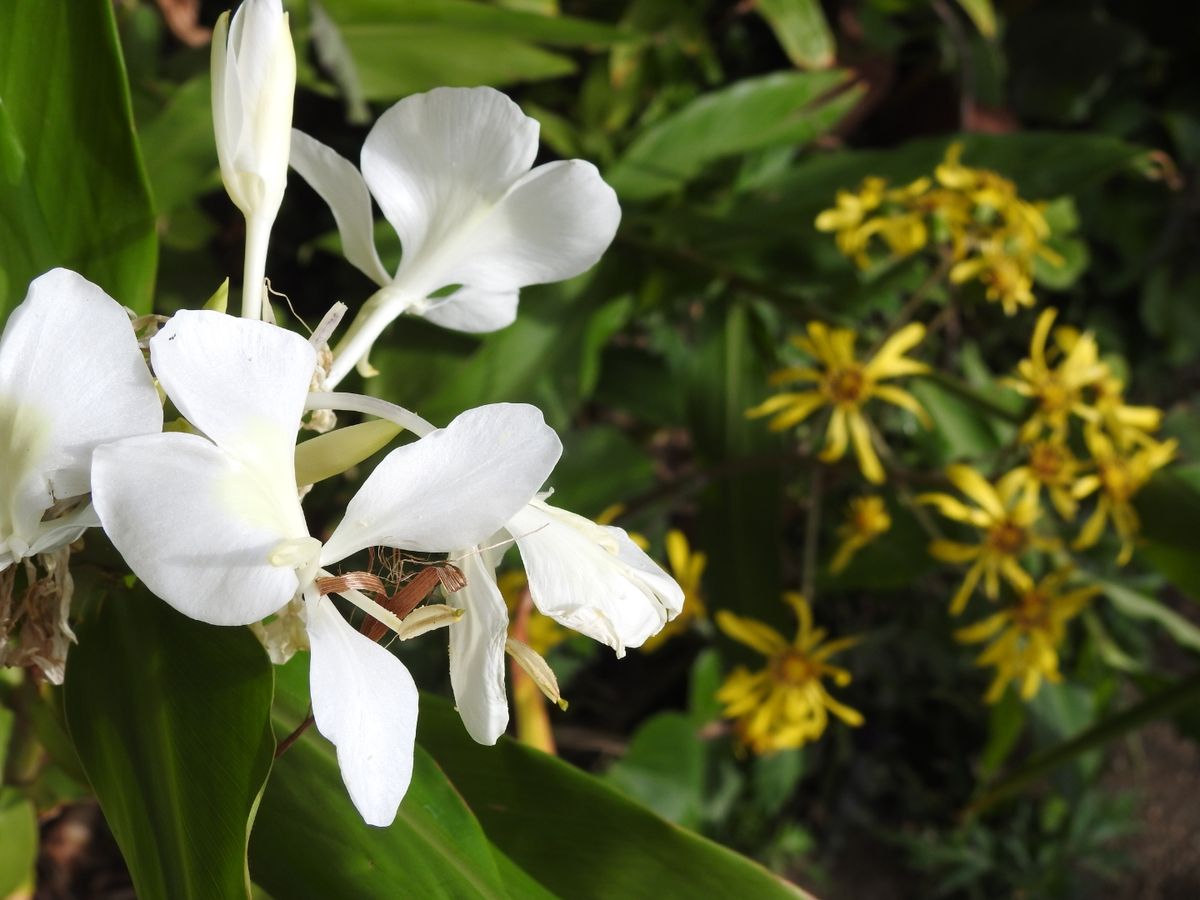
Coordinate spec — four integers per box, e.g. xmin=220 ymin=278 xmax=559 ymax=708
xmin=289 ymin=86 xmax=622 ymax=384
xmin=448 ymin=500 xmax=684 ymax=745
xmin=212 ymin=0 xmax=296 ymax=319
xmin=0 ymin=269 xmax=162 ymax=571
xmin=91 ymin=310 xmax=561 ymax=825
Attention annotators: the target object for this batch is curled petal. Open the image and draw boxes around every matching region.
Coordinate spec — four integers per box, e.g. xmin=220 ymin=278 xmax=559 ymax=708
xmin=414 ymin=286 xmax=519 ymax=334
xmin=289 ymin=129 xmax=390 ymax=286
xmin=508 ymin=502 xmax=682 ymax=656
xmin=447 ymin=549 xmax=511 ymax=745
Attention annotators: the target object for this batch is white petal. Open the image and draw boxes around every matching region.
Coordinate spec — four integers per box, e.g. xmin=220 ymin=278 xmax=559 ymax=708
xmin=290 ymin=129 xmax=391 ymax=287
xmin=92 ymin=433 xmax=307 ymax=626
xmin=447 ymin=548 xmax=510 ymax=745
xmin=508 ymin=502 xmax=683 ymax=656
xmin=361 ymin=87 xmax=538 ymax=292
xmin=320 ymin=403 xmax=561 ymax=564
xmin=413 ymin=286 xmax=518 ymax=334
xmin=307 ymin=592 xmax=417 ymax=827
xmin=150 ymin=310 xmax=314 ymax=472
xmin=438 ymin=160 xmax=621 ymax=292
xmin=0 ymin=269 xmax=161 ymax=554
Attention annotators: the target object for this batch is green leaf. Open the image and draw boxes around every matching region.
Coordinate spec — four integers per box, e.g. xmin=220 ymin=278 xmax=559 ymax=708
xmin=418 ymin=696 xmax=813 ymax=899
xmin=63 ymin=585 xmax=276 ymax=900
xmin=0 ymin=788 xmax=36 ymax=897
xmin=970 ymin=670 xmax=1200 ymax=815
xmin=0 ymin=0 xmax=157 ymax=321
xmin=310 ymin=0 xmax=623 ymax=101
xmin=609 ymin=71 xmax=863 ymax=200
xmin=1092 ymin=575 xmax=1200 ymax=654
xmin=250 ymin=656 xmax=515 ymax=900
xmin=757 ymin=0 xmax=836 ymax=69
xmin=909 ymin=377 xmax=1012 ymax=462
xmin=1134 ymin=465 xmax=1200 ymax=600
xmin=606 ymin=712 xmax=705 ymax=826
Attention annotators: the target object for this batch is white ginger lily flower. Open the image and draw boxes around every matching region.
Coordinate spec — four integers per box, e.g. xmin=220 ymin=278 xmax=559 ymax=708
xmin=289 ymin=86 xmax=621 ymax=385
xmin=212 ymin=0 xmax=296 ymax=319
xmin=91 ymin=310 xmax=561 ymax=825
xmin=448 ymin=500 xmax=684 ymax=745
xmin=0 ymin=269 xmax=162 ymax=571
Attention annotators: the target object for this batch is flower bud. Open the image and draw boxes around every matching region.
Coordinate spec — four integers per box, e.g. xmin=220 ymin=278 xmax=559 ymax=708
xmin=212 ymin=0 xmax=296 ymax=317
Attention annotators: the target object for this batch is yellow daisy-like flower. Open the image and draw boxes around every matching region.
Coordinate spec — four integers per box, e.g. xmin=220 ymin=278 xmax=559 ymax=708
xmin=830 ymin=495 xmax=892 ymax=574
xmin=1007 ymin=440 xmax=1085 ymax=520
xmin=955 ymin=569 xmax=1098 ymax=703
xmin=1003 ymin=307 xmax=1109 ymax=443
xmin=747 ymin=321 xmax=931 ymax=484
xmin=948 ymin=243 xmax=1037 ymax=316
xmin=716 ymin=593 xmax=862 ymax=755
xmin=1072 ymin=429 xmax=1177 ymax=565
xmin=641 ymin=529 xmax=707 ymax=652
xmin=919 ymin=465 xmax=1050 ymax=615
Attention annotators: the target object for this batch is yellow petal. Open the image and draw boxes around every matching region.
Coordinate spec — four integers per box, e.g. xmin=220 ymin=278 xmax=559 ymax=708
xmin=820 ymin=407 xmax=849 ymax=462
xmin=872 ymin=384 xmax=932 ymax=427
xmin=946 ymin=465 xmax=1005 ymax=519
xmin=716 ymin=610 xmax=788 ymax=657
xmin=848 ymin=411 xmax=885 ymax=484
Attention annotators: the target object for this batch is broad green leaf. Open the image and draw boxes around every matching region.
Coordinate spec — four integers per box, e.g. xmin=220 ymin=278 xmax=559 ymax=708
xmin=1093 ymin=576 xmax=1200 ymax=654
xmin=418 ymin=696 xmax=813 ymax=899
xmin=757 ymin=0 xmax=836 ymax=69
xmin=609 ymin=71 xmax=863 ymax=200
xmin=547 ymin=425 xmax=657 ymax=519
xmin=0 ymin=0 xmax=157 ymax=320
xmin=250 ymin=656 xmax=515 ymax=900
xmin=606 ymin=711 xmax=705 ymax=827
xmin=309 ymin=0 xmax=623 ymax=101
xmin=910 ymin=377 xmax=1010 ymax=462
xmin=63 ymin=585 xmax=276 ymax=900
xmin=0 ymin=788 xmax=36 ymax=897
xmin=969 ymin=670 xmax=1200 ymax=815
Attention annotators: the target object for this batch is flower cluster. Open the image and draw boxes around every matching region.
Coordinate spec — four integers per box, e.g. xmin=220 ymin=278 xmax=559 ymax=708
xmin=816 ymin=143 xmax=1064 ymax=315
xmin=0 ymin=0 xmax=685 ymax=828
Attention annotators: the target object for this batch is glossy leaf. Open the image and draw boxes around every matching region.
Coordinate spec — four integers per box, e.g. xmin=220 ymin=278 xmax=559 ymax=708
xmin=310 ymin=0 xmax=622 ymax=101
xmin=63 ymin=585 xmax=276 ymax=900
xmin=249 ymin=655 xmax=515 ymax=900
xmin=0 ymin=0 xmax=157 ymax=320
xmin=609 ymin=71 xmax=864 ymax=200
xmin=1134 ymin=464 xmax=1200 ymax=600
xmin=418 ymin=696 xmax=812 ymax=899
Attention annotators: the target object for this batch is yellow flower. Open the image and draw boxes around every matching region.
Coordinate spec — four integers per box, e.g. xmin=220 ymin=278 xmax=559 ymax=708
xmin=1086 ymin=374 xmax=1163 ymax=451
xmin=747 ymin=321 xmax=931 ymax=484
xmin=919 ymin=465 xmax=1050 ymax=615
xmin=955 ymin=570 xmax=1097 ymax=703
xmin=500 ymin=570 xmax=568 ymax=655
xmin=716 ymin=593 xmax=862 ymax=754
xmin=1003 ymin=307 xmax=1109 ymax=443
xmin=949 ymin=244 xmax=1036 ymax=316
xmin=815 ymin=176 xmax=931 ymax=268
xmin=1007 ymin=440 xmax=1084 ymax=520
xmin=1072 ymin=430 xmax=1177 ymax=565
xmin=641 ymin=529 xmax=707 ymax=652
xmin=830 ymin=495 xmax=892 ymax=573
